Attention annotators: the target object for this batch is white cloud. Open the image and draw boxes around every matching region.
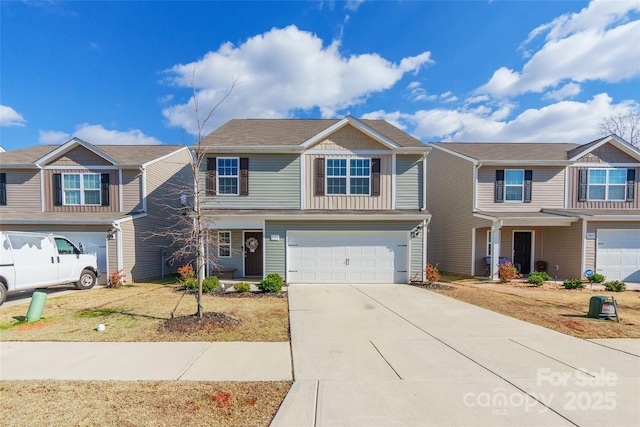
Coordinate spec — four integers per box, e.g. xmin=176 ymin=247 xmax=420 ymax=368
xmin=72 ymin=124 xmax=162 ymax=145
xmin=405 ymin=82 xmax=437 ymax=102
xmin=0 ymin=105 xmax=27 ymax=127
xmin=378 ymin=93 xmax=636 ymax=143
xmin=162 ymin=25 xmax=433 ymax=135
xmin=477 ymin=0 xmax=640 ymax=98
xmin=543 ymin=82 xmax=582 ymax=101
xmin=38 ymin=130 xmax=70 ymax=144
xmin=345 ymin=0 xmax=365 ymax=12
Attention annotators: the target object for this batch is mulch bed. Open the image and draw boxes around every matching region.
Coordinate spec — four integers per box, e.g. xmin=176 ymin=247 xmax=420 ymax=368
xmin=162 ymin=312 xmax=241 ymax=334
xmin=409 ymin=282 xmax=457 ymax=291
xmin=218 ymin=291 xmax=287 ymax=299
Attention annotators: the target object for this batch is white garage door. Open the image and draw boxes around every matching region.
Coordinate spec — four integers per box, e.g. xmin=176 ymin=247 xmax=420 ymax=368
xmin=596 ymin=229 xmax=640 ymax=282
xmin=287 ymin=231 xmax=408 ymax=284
xmin=57 ymin=231 xmax=108 ymax=284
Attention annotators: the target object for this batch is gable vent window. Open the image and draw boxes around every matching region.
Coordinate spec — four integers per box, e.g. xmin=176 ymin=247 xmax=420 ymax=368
xmin=587 ymin=169 xmax=626 ymax=201
xmin=326 ymin=158 xmax=371 ymax=195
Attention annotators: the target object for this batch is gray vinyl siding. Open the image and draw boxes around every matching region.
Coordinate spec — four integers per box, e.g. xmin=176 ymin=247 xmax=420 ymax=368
xmin=568 ymin=167 xmax=640 ymax=209
xmin=264 ymin=220 xmax=423 ymax=282
xmin=121 ymin=169 xmax=143 ymax=213
xmin=477 ymin=166 xmax=565 ymax=211
xmin=200 ymin=154 xmax=300 ymax=209
xmin=409 ymin=231 xmax=423 ymax=281
xmin=426 ymin=148 xmax=487 ymax=276
xmin=543 ymin=221 xmax=583 ymax=280
xmin=586 ymin=221 xmax=640 ymax=274
xmin=0 ymin=169 xmax=41 ymax=212
xmin=208 ymin=229 xmax=245 ymax=276
xmin=396 ymin=155 xmax=424 ymax=209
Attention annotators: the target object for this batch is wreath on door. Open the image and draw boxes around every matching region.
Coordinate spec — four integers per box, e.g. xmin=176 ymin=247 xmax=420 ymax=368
xmin=246 ymin=237 xmax=259 ymax=252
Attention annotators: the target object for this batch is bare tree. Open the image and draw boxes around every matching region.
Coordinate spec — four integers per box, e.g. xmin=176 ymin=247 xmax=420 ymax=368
xmin=596 ymin=110 xmax=640 ymax=147
xmin=153 ymin=68 xmax=239 ymax=319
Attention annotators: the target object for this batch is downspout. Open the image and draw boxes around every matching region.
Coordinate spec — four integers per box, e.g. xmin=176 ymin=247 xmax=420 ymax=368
xmin=422 ymin=217 xmax=430 ymax=281
xmin=491 ymin=219 xmax=503 ymax=280
xmin=112 ymin=222 xmax=123 ymax=271
xmin=473 ymin=162 xmax=482 ymax=211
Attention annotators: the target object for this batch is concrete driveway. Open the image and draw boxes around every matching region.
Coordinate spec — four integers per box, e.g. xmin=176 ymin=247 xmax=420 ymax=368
xmin=272 ymin=284 xmax=640 ymax=427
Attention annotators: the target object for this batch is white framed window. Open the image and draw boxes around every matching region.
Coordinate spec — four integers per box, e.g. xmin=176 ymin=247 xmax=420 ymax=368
xmin=326 ymin=158 xmax=371 ymax=195
xmin=218 ymin=231 xmax=231 ymax=258
xmin=217 ymin=157 xmax=239 ymax=195
xmin=62 ymin=173 xmax=101 ymax=205
xmin=504 ymin=170 xmax=524 ymax=202
xmin=486 ymin=230 xmax=492 ymax=256
xmin=588 ymin=169 xmax=626 ymax=201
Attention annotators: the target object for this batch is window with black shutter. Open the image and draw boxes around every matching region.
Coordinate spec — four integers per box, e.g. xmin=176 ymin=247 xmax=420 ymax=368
xmin=523 ymin=170 xmax=532 ymax=203
xmin=495 ymin=170 xmax=504 ymax=203
xmin=101 ymin=173 xmax=110 ymax=206
xmin=206 ymin=158 xmax=217 ymax=196
xmin=315 ymin=158 xmax=325 ymax=196
xmin=0 ymin=173 xmax=6 ymax=206
xmin=239 ymin=157 xmax=249 ymax=196
xmin=627 ymin=169 xmax=636 ymax=202
xmin=53 ymin=173 xmax=63 ymax=206
xmin=371 ymin=158 xmax=381 ymax=197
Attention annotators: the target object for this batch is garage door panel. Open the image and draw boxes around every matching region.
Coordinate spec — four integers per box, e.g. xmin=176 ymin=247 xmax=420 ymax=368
xmin=597 ymin=229 xmax=640 ymax=282
xmin=288 ymin=231 xmax=408 ymax=284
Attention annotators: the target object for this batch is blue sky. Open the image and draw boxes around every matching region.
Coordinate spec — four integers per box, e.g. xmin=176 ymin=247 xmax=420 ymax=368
xmin=1 ymin=0 xmax=639 ymax=151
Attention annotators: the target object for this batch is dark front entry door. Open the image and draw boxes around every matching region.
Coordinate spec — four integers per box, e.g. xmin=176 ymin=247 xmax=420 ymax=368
xmin=244 ymin=232 xmax=263 ymax=277
xmin=513 ymin=232 xmax=532 ymax=274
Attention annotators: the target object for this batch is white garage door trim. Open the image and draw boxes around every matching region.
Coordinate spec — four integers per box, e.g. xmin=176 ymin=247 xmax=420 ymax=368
xmin=55 ymin=231 xmax=108 ymax=285
xmin=596 ymin=229 xmax=640 ymax=282
xmin=286 ymin=230 xmax=409 ymax=284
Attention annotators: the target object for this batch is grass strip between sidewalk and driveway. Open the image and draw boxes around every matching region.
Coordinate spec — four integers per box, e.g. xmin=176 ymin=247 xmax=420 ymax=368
xmin=0 ymin=380 xmax=291 ymax=427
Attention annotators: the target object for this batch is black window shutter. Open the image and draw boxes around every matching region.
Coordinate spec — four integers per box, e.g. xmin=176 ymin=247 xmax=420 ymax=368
xmin=523 ymin=170 xmax=533 ymax=203
xmin=315 ymin=158 xmax=325 ymax=196
xmin=53 ymin=173 xmax=63 ymax=206
xmin=101 ymin=173 xmax=110 ymax=206
xmin=371 ymin=158 xmax=381 ymax=197
xmin=206 ymin=158 xmax=217 ymax=196
xmin=0 ymin=173 xmax=6 ymax=206
xmin=494 ymin=170 xmax=504 ymax=203
xmin=578 ymin=169 xmax=588 ymax=202
xmin=627 ymin=169 xmax=636 ymax=202
xmin=239 ymin=158 xmax=249 ymax=196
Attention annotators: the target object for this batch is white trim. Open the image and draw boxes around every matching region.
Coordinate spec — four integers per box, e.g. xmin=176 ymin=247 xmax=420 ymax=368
xmin=422 ymin=155 xmax=427 ymax=210
xmin=216 ymin=157 xmax=240 ymax=196
xmin=581 ymin=219 xmax=587 ymax=279
xmin=429 ymin=144 xmax=478 ymax=164
xmin=563 ymin=166 xmax=569 ymax=209
xmin=504 ymin=169 xmax=525 ymax=202
xmin=486 ymin=229 xmax=492 ymax=257
xmin=262 ymin=220 xmax=266 ymax=279
xmin=141 ymin=146 xmax=190 ymax=167
xmin=325 ymin=157 xmax=372 ymax=196
xmin=217 ymin=230 xmax=232 ymax=258
xmin=119 ymin=170 xmax=124 ymax=213
xmin=116 ymin=226 xmax=123 ymax=271
xmin=35 ymin=137 xmax=118 ymax=166
xmin=140 ymin=167 xmax=147 ymax=212
xmin=300 ymin=154 xmax=305 ymax=209
xmin=568 ymin=162 xmax=640 ymax=168
xmin=41 ymin=165 xmax=121 ymax=170
xmin=471 ymin=228 xmax=476 ymax=276
xmin=406 ymin=231 xmax=411 ymax=282
xmin=308 ymin=149 xmax=393 ymax=155
xmin=473 ymin=163 xmax=481 ymax=211
xmin=300 ymin=116 xmax=401 ymax=150
xmin=61 ymin=172 xmax=102 ymax=206
xmin=392 ymin=153 xmax=397 ymax=209
xmin=586 ymin=168 xmax=627 ymax=202
xmin=422 ymin=219 xmax=428 ymax=281
xmin=40 ymin=171 xmax=45 ymax=212
xmin=512 ymin=230 xmax=535 ymax=274
xmin=285 ymin=230 xmax=290 ymax=284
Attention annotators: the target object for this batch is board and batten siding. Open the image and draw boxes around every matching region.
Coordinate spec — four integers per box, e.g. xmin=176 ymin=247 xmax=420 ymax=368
xmin=0 ymin=169 xmax=41 ymax=212
xmin=476 ymin=166 xmax=565 ymax=211
xmin=568 ymin=167 xmax=640 ymax=209
xmin=575 ymin=144 xmax=637 ymax=164
xmin=264 ymin=220 xmax=424 ymax=282
xmin=43 ymin=169 xmax=120 ymax=212
xmin=305 ymin=154 xmax=392 ymax=210
xmin=426 ymin=148 xmax=487 ymax=276
xmin=121 ymin=169 xmax=143 ymax=213
xmin=585 ymin=221 xmax=640 ymax=274
xmin=47 ymin=146 xmax=112 ymax=167
xmin=200 ymin=154 xmax=300 ymax=209
xmin=395 ymin=155 xmax=424 ymax=209
xmin=309 ymin=125 xmax=391 ymax=151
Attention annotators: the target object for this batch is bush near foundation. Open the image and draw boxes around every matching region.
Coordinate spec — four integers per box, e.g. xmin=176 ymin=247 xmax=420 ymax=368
xmin=562 ymin=279 xmax=585 ymax=289
xmin=498 ymin=262 xmax=521 ymax=283
xmin=604 ymin=281 xmax=626 ymax=292
xmin=258 ymin=273 xmax=283 ymax=293
xmin=527 ymin=271 xmax=552 ymax=286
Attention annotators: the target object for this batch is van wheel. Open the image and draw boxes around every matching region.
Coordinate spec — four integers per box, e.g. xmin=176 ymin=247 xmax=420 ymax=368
xmin=75 ymin=270 xmax=96 ymax=290
xmin=0 ymin=282 xmax=6 ymax=306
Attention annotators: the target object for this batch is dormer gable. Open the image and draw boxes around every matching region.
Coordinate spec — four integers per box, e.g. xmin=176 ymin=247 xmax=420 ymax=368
xmin=302 ymin=116 xmax=399 ymax=151
xmin=36 ymin=138 xmax=118 ymax=167
xmin=569 ymin=135 xmax=640 ymax=164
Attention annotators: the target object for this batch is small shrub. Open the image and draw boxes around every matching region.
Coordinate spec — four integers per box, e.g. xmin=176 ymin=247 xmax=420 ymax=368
xmin=258 ymin=273 xmax=284 ymax=292
xmin=587 ymin=273 xmax=605 ymax=283
xmin=527 ymin=271 xmax=552 ymax=286
xmin=177 ymin=264 xmax=195 ymax=281
xmin=604 ymin=280 xmax=626 ymax=292
xmin=498 ymin=262 xmax=521 ymax=283
xmin=183 ymin=278 xmax=198 ymax=291
xmin=562 ymin=279 xmax=585 ymax=289
xmin=202 ymin=276 xmax=220 ymax=293
xmin=424 ymin=263 xmax=441 ymax=283
xmin=107 ymin=269 xmax=126 ymax=288
xmin=234 ymin=281 xmax=251 ymax=293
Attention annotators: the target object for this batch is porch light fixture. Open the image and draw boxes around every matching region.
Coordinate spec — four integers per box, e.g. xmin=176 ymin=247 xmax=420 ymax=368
xmin=180 ymin=191 xmax=188 ymax=216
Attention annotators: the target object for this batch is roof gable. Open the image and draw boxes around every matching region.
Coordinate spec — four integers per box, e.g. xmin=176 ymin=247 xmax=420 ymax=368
xmin=36 ymin=138 xmax=118 ymax=165
xmin=568 ymin=135 xmax=640 ymax=162
xmin=307 ymin=124 xmax=393 ymax=151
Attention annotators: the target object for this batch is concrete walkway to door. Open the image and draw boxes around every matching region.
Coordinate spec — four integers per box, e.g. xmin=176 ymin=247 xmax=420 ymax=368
xmin=271 ymin=284 xmax=640 ymax=427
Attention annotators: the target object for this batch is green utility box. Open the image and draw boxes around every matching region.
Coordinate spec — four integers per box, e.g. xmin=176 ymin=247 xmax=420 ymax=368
xmin=588 ymin=296 xmax=616 ymax=319
xmin=26 ymin=291 xmax=47 ymax=322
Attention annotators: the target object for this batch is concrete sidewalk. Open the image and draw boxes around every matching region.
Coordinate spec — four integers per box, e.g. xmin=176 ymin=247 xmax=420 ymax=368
xmin=0 ymin=341 xmax=292 ymax=381
xmin=272 ymin=284 xmax=640 ymax=427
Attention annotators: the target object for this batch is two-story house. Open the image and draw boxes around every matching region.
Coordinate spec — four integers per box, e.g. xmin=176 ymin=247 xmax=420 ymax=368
xmin=427 ymin=135 xmax=640 ymax=282
xmin=196 ymin=116 xmax=430 ymax=284
xmin=0 ymin=138 xmax=192 ymax=283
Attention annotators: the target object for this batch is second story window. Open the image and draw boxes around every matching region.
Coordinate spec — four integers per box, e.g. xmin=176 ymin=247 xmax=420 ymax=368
xmin=326 ymin=158 xmax=371 ymax=195
xmin=504 ymin=170 xmax=524 ymax=202
xmin=588 ymin=169 xmax=626 ymax=201
xmin=63 ymin=173 xmax=101 ymax=205
xmin=218 ymin=158 xmax=239 ymax=195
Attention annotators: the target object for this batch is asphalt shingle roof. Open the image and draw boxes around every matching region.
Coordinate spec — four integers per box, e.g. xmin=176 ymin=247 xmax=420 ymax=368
xmin=430 ymin=142 xmax=581 ymax=161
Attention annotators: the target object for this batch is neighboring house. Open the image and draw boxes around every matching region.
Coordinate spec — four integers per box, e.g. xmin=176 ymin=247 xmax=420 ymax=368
xmin=426 ymin=135 xmax=640 ymax=282
xmin=0 ymin=138 xmax=192 ymax=284
xmin=196 ymin=116 xmax=430 ymax=284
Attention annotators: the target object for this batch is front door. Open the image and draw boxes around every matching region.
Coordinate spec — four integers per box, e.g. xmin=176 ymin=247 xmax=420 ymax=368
xmin=244 ymin=231 xmax=263 ymax=277
xmin=513 ymin=232 xmax=532 ymax=274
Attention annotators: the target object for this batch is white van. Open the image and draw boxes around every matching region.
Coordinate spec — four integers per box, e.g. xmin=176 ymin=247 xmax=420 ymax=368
xmin=0 ymin=231 xmax=101 ymax=306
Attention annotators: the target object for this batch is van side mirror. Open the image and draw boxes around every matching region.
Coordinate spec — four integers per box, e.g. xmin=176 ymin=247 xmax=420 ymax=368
xmin=78 ymin=243 xmax=84 ymax=254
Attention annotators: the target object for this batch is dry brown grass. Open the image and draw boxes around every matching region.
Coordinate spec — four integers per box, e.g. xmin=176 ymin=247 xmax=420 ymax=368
xmin=431 ymin=279 xmax=640 ymax=339
xmin=0 ymin=380 xmax=291 ymax=427
xmin=0 ymin=283 xmax=289 ymax=342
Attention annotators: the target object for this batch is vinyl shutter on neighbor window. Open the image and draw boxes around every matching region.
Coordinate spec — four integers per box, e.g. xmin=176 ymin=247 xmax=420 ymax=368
xmin=53 ymin=173 xmax=63 ymax=206
xmin=523 ymin=169 xmax=532 ymax=203
xmin=494 ymin=170 xmax=504 ymax=203
xmin=371 ymin=158 xmax=381 ymax=197
xmin=239 ymin=157 xmax=249 ymax=196
xmin=578 ymin=169 xmax=588 ymax=202
xmin=206 ymin=158 xmax=217 ymax=196
xmin=627 ymin=169 xmax=636 ymax=202
xmin=101 ymin=173 xmax=110 ymax=206
xmin=315 ymin=158 xmax=325 ymax=196
xmin=0 ymin=173 xmax=6 ymax=206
